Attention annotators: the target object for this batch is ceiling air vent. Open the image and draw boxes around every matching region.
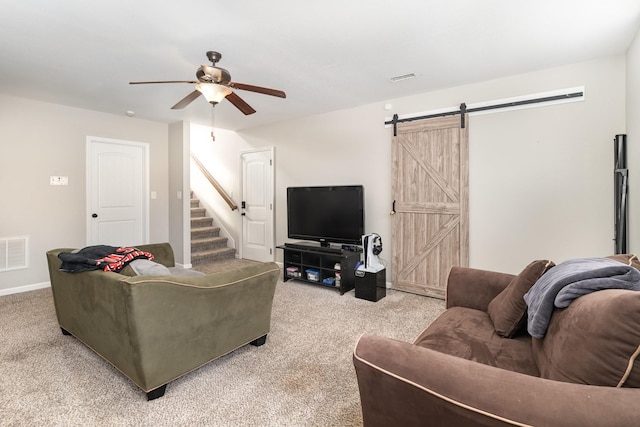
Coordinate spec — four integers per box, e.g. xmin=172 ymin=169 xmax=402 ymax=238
xmin=390 ymin=73 xmax=416 ymax=83
xmin=0 ymin=236 xmax=28 ymax=272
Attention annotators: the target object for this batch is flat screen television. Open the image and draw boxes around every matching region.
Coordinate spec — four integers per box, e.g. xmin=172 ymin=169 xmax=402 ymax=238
xmin=287 ymin=185 xmax=364 ymax=246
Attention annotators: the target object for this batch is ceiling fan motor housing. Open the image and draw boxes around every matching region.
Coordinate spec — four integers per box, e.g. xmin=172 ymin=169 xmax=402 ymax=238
xmin=196 ymin=65 xmax=232 ymax=85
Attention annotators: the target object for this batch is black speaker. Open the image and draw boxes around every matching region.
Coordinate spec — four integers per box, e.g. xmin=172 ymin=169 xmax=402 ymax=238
xmin=355 ymin=269 xmax=386 ymax=302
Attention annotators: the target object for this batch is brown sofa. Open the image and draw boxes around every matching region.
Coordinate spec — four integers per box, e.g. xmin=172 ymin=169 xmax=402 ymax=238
xmin=46 ymin=242 xmax=279 ymax=400
xmin=353 ymin=259 xmax=640 ymax=426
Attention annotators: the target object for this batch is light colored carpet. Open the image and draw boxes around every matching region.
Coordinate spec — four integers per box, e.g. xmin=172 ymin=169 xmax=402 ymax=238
xmin=0 ymin=271 xmax=444 ymax=426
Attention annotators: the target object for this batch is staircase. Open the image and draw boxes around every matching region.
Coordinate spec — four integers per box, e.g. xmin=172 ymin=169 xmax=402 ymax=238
xmin=190 ymin=192 xmax=236 ymax=265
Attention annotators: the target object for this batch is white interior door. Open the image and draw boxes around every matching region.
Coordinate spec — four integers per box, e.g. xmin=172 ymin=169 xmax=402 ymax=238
xmin=87 ymin=137 xmax=149 ymax=246
xmin=241 ymin=148 xmax=274 ymax=262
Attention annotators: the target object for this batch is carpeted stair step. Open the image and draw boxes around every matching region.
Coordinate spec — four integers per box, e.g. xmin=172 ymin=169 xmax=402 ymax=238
xmin=190 ymin=190 xmax=236 ymax=265
xmin=191 ymin=236 xmax=228 ymax=253
xmin=191 ymin=247 xmax=237 ymax=265
xmin=190 ymin=192 xmax=200 ymax=208
xmin=191 ymin=207 xmax=206 ymax=218
xmin=191 ymin=225 xmax=221 ymax=240
xmin=191 ymin=216 xmax=214 ymax=228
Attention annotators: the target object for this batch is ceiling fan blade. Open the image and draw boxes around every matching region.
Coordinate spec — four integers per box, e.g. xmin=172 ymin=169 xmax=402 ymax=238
xmin=129 ymin=80 xmax=197 ymax=85
xmin=229 ymin=82 xmax=286 ymax=98
xmin=226 ymin=91 xmax=257 ymax=115
xmin=171 ymin=90 xmax=202 ymax=109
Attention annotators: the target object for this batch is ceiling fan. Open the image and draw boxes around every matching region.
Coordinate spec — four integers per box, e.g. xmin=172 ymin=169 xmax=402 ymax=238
xmin=129 ymin=51 xmax=286 ymax=115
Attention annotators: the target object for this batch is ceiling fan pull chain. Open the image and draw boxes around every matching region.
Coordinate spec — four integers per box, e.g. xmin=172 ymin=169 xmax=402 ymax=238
xmin=210 ymin=105 xmax=216 ymax=141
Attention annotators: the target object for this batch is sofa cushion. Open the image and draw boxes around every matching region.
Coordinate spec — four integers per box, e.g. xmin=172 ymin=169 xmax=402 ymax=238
xmin=414 ymin=307 xmax=540 ymax=377
xmin=532 ymin=289 xmax=640 ymax=387
xmin=487 ymin=260 xmax=555 ymax=338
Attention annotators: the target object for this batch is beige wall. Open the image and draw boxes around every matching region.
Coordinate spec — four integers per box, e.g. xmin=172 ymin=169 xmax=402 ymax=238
xmin=168 ymin=121 xmax=192 ymax=266
xmin=1 ymin=52 xmax=632 ymax=293
xmin=238 ymin=56 xmax=626 ymax=275
xmin=0 ymin=95 xmax=169 ymax=292
xmin=466 ymin=57 xmax=625 ymax=272
xmin=627 ymin=27 xmax=640 ymax=253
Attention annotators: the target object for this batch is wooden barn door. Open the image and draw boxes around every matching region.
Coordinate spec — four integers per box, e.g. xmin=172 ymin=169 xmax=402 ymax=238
xmin=391 ymin=116 xmax=469 ymax=299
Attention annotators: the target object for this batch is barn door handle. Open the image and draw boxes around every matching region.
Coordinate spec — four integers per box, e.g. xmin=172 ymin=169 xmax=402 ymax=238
xmin=390 ymin=200 xmax=396 ymax=215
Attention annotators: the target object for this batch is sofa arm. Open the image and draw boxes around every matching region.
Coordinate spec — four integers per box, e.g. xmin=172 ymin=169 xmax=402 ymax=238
xmin=446 ymin=266 xmax=514 ymax=311
xmin=353 ymin=334 xmax=640 ymax=427
xmin=135 ymin=242 xmax=175 ymax=267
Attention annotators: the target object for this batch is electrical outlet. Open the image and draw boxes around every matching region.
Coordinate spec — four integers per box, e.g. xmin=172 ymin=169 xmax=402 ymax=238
xmin=50 ymin=176 xmax=68 ymax=186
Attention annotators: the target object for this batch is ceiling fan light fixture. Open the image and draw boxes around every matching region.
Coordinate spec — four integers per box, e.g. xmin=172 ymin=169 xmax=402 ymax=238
xmin=196 ymin=82 xmax=232 ymax=104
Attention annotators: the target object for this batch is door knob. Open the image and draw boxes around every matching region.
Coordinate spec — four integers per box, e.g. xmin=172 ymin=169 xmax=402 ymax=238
xmin=91 ymin=213 xmax=98 ymax=218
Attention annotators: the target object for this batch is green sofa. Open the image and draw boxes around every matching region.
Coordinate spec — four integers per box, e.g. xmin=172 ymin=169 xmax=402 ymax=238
xmin=46 ymin=242 xmax=279 ymax=400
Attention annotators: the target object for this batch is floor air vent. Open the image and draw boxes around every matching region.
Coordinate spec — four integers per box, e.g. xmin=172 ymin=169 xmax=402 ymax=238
xmin=0 ymin=236 xmax=28 ymax=272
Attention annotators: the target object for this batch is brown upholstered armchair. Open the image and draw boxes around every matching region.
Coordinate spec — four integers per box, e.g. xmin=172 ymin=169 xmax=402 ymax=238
xmin=353 ymin=262 xmax=640 ymax=426
xmin=47 ymin=242 xmax=279 ymax=400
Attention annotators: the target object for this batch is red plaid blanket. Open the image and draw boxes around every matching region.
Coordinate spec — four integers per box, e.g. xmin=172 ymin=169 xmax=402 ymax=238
xmin=97 ymin=247 xmax=154 ymax=272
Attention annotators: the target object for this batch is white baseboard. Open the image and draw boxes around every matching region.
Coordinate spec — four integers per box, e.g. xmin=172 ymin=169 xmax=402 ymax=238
xmin=0 ymin=281 xmax=50 ymax=297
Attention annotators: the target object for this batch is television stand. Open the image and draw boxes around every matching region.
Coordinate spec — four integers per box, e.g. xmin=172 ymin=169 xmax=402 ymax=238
xmin=283 ymin=242 xmax=343 ymax=254
xmin=277 ymin=243 xmax=360 ymax=295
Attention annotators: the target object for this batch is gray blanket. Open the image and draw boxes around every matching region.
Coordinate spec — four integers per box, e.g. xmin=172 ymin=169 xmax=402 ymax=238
xmin=523 ymin=257 xmax=640 ymax=338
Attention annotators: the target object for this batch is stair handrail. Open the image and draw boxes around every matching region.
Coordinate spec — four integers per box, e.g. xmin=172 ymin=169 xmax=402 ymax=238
xmin=190 ymin=153 xmax=238 ymax=211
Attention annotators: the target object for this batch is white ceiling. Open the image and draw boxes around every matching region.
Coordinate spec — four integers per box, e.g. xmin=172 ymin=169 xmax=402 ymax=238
xmin=1 ymin=1 xmax=639 ymax=131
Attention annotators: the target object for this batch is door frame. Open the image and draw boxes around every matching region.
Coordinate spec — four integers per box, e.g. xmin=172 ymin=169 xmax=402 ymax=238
xmin=86 ymin=136 xmax=150 ymax=246
xmin=239 ymin=146 xmax=275 ymax=261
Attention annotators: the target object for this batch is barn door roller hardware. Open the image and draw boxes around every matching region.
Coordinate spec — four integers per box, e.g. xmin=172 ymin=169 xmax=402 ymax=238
xmin=386 ymin=91 xmax=584 ymax=131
